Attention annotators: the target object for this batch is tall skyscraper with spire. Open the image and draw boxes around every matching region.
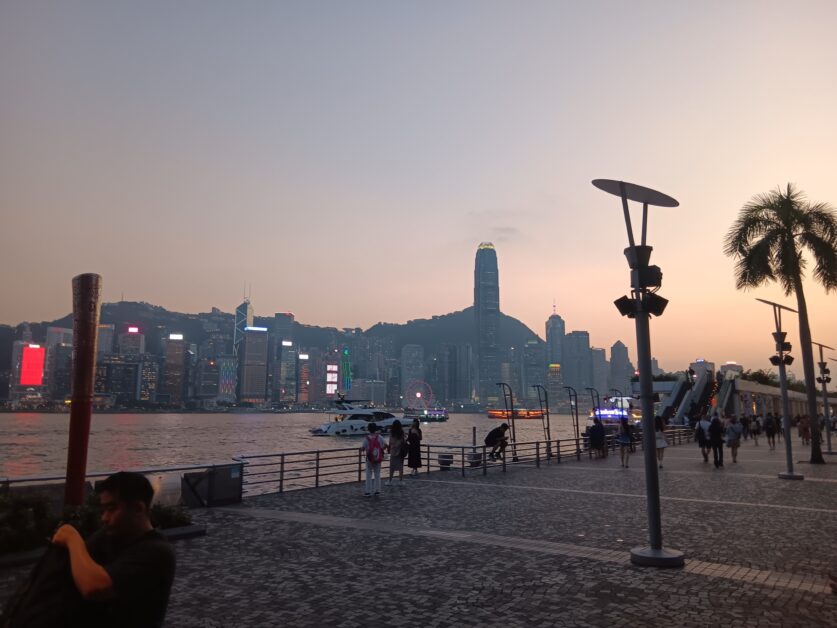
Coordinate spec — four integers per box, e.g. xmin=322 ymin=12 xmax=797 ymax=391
xmin=545 ymin=308 xmax=565 ymax=365
xmin=233 ymin=298 xmax=254 ymax=358
xmin=474 ymin=242 xmax=500 ymax=404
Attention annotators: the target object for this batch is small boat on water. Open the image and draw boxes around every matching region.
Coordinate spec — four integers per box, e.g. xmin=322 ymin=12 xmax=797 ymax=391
xmin=487 ymin=408 xmax=545 ymax=420
xmin=310 ymin=398 xmax=405 ymax=436
xmin=587 ymin=397 xmax=642 ymax=430
xmin=403 ymin=407 xmax=449 ymax=422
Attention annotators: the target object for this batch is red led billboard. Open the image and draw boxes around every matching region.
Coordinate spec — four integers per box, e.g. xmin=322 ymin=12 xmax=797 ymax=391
xmin=20 ymin=345 xmax=46 ymax=386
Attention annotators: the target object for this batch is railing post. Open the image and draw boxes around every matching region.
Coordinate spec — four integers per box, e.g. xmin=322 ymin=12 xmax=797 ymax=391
xmin=280 ymin=454 xmax=285 ymax=493
xmin=483 ymin=445 xmax=487 ymax=476
xmin=556 ymin=439 xmax=561 ymax=463
xmin=315 ymin=451 xmax=320 ymax=488
xmin=426 ymin=444 xmax=430 ymax=475
xmin=461 ymin=447 xmax=465 ymax=478
xmin=536 ymin=442 xmax=540 ymax=468
xmin=502 ymin=450 xmax=507 ymax=472
xmin=357 ymin=450 xmax=362 ymax=484
xmin=576 ymin=438 xmax=581 ymax=461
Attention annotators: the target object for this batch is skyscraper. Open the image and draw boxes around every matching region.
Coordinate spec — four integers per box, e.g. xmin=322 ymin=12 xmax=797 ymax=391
xmin=118 ymin=326 xmax=145 ymax=356
xmin=522 ymin=338 xmax=546 ymax=402
xmin=474 ymin=242 xmax=500 ymax=404
xmin=238 ymin=326 xmax=268 ymax=404
xmin=545 ymin=312 xmax=565 ymax=365
xmin=563 ymin=331 xmax=592 ymax=392
xmin=233 ymin=299 xmax=254 ymax=359
xmin=591 ymin=347 xmax=609 ymax=395
xmin=609 ymin=341 xmax=634 ymax=395
xmin=163 ymin=334 xmax=187 ymax=406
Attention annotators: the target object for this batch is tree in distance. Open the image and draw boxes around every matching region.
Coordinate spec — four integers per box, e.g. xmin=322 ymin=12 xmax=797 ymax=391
xmin=724 ymin=183 xmax=837 ymax=464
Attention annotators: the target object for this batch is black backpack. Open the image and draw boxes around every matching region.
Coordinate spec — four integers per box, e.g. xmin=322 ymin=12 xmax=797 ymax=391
xmin=1 ymin=544 xmax=85 ymax=628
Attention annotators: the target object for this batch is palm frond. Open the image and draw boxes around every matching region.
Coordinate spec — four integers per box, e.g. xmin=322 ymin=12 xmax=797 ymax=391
xmin=799 ymin=232 xmax=837 ymax=292
xmin=734 ymin=236 xmax=776 ymax=289
xmin=804 ymin=202 xmax=837 ymax=243
xmin=724 ymin=202 xmax=780 ymax=257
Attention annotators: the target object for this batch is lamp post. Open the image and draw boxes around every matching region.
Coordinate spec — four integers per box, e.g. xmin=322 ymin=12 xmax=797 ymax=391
xmin=564 ymin=386 xmax=580 ymax=455
xmin=756 ymin=298 xmax=803 ymax=480
xmin=592 ymin=178 xmax=683 ymax=568
xmin=496 ymin=382 xmax=519 ymax=462
xmin=532 ymin=384 xmax=552 ymax=442
xmin=812 ymin=342 xmax=834 ymax=455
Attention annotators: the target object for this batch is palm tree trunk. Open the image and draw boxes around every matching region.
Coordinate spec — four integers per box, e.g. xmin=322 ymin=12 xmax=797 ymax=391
xmin=793 ymin=275 xmax=825 ymax=464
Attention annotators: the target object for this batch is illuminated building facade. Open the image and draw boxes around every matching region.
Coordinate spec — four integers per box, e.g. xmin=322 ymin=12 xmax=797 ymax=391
xmin=163 ymin=334 xmax=187 ymax=406
xmin=118 ymin=326 xmax=145 ymax=356
xmin=239 ymin=327 xmax=268 ymax=404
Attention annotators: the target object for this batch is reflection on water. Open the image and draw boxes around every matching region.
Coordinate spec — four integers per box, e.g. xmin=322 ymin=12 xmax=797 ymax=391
xmin=0 ymin=412 xmax=579 ymax=477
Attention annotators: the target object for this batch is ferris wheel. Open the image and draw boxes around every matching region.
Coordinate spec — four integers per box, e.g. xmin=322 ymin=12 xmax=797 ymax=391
xmin=404 ymin=379 xmax=434 ymax=409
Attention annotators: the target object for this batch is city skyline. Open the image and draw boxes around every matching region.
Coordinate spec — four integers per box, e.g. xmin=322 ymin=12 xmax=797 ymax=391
xmin=2 ymin=2 xmax=836 ymax=372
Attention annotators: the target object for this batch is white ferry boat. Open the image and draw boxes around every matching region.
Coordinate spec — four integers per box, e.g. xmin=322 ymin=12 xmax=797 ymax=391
xmin=309 ymin=398 xmax=406 ymax=436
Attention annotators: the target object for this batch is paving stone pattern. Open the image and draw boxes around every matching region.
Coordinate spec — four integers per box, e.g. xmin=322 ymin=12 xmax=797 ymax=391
xmin=2 ymin=436 xmax=836 ymax=626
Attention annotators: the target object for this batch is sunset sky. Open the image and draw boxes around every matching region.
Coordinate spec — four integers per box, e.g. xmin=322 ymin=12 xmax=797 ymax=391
xmin=2 ymin=1 xmax=836 ymax=373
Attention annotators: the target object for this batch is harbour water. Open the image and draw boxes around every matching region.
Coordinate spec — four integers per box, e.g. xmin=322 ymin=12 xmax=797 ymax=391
xmin=0 ymin=412 xmax=580 ymax=478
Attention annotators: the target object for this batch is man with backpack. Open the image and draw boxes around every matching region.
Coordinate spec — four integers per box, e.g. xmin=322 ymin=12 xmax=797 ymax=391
xmin=360 ymin=423 xmax=386 ymax=497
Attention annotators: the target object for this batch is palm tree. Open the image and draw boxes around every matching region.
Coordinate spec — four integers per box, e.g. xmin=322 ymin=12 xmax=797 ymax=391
xmin=724 ymin=183 xmax=837 ymax=464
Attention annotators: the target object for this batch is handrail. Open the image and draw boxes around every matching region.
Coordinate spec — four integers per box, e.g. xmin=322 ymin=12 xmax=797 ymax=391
xmin=2 ymin=461 xmax=238 ymax=486
xmin=3 ymin=427 xmax=696 ymax=498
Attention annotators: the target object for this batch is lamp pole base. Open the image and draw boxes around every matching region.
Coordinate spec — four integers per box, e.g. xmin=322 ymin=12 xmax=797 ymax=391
xmin=778 ymin=471 xmax=804 ymax=480
xmin=630 ymin=546 xmax=685 ymax=568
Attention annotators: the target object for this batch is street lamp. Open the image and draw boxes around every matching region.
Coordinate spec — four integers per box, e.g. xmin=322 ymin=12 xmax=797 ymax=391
xmin=532 ymin=384 xmax=552 ymax=442
xmin=592 ymin=178 xmax=683 ymax=568
xmin=564 ymin=386 xmax=581 ymax=455
xmin=496 ymin=382 xmax=519 ymax=462
xmin=756 ymin=298 xmax=803 ymax=480
xmin=812 ymin=342 xmax=834 ymax=455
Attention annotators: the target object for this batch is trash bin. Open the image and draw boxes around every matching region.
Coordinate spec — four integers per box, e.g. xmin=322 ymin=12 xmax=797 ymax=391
xmin=181 ymin=464 xmax=243 ymax=507
xmin=437 ymin=453 xmax=454 ymax=471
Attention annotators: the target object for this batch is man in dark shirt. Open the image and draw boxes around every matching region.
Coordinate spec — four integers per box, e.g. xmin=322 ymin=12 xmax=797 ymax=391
xmin=52 ymin=472 xmax=176 ymax=627
xmin=485 ymin=423 xmax=510 ymax=460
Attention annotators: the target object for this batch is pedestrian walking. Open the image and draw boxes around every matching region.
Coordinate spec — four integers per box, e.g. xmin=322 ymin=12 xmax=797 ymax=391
xmin=386 ymin=420 xmax=407 ymax=485
xmin=725 ymin=415 xmax=744 ymax=463
xmin=764 ymin=413 xmax=777 ymax=451
xmin=360 ymin=423 xmax=386 ymax=497
xmin=751 ymin=414 xmax=761 ymax=447
xmin=708 ymin=413 xmax=724 ymax=469
xmin=406 ymin=418 xmax=423 ymax=476
xmin=696 ymin=414 xmax=712 ymax=463
xmin=617 ymin=417 xmax=633 ymax=468
xmin=655 ymin=415 xmax=668 ymax=468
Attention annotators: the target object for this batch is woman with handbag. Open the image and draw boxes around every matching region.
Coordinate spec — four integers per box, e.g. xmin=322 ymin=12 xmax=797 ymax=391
xmin=386 ymin=420 xmax=407 ymax=485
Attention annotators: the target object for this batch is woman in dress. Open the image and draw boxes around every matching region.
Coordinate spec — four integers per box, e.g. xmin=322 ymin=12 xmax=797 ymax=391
xmin=654 ymin=415 xmax=668 ymax=468
xmin=386 ymin=420 xmax=406 ymax=485
xmin=407 ymin=418 xmax=423 ymax=476
xmin=617 ymin=417 xmax=633 ymax=468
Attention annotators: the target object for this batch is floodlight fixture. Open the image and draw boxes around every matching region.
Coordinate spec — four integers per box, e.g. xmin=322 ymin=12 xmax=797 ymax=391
xmin=614 ymin=296 xmax=635 ymax=318
xmin=643 ymin=292 xmax=669 ymax=317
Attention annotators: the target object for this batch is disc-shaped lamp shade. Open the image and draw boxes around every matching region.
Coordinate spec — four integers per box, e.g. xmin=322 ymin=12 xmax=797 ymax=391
xmin=592 ymin=179 xmax=679 ymax=207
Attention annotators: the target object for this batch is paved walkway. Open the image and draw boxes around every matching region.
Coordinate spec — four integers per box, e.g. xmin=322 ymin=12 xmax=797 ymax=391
xmin=3 ymin=436 xmax=837 ymax=626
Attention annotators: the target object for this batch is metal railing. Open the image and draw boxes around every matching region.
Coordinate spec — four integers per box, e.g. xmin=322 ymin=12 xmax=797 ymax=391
xmin=237 ymin=426 xmax=695 ymax=495
xmin=1 ymin=428 xmax=695 ymax=500
xmin=1 ymin=461 xmax=244 ymax=508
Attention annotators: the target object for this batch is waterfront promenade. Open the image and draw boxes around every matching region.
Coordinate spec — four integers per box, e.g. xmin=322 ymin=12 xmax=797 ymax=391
xmin=3 ymin=436 xmax=837 ymax=626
